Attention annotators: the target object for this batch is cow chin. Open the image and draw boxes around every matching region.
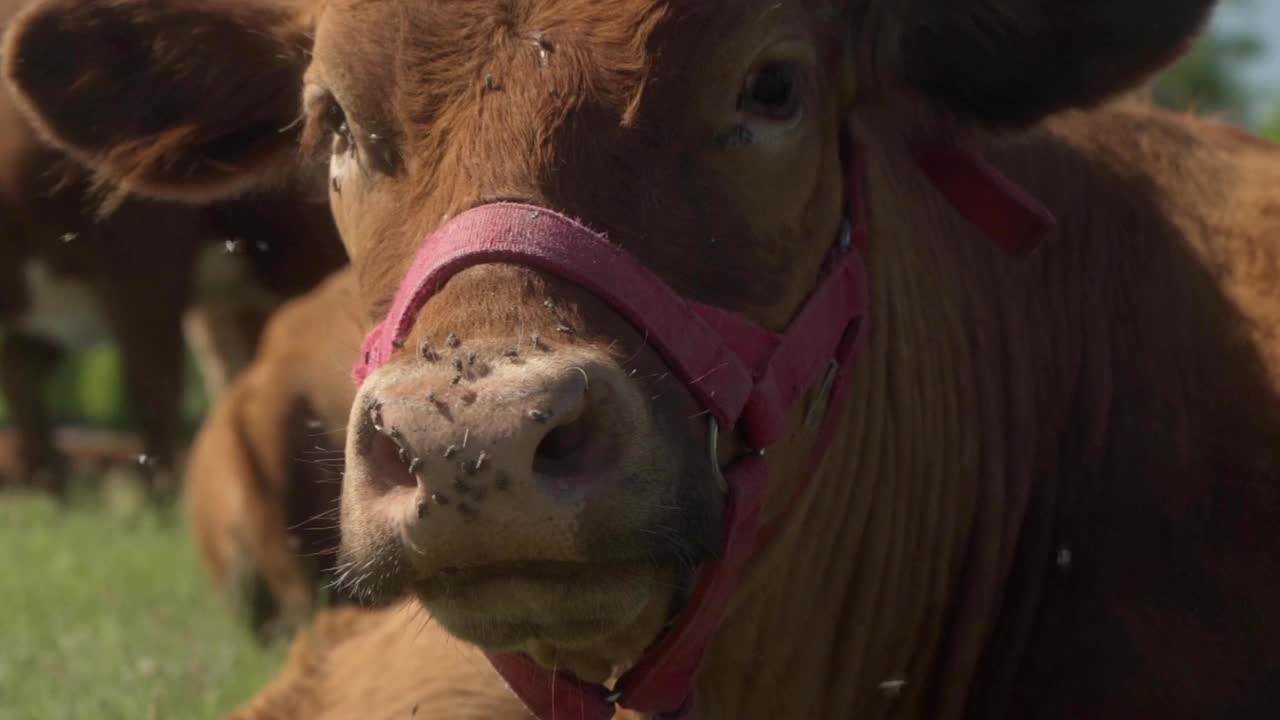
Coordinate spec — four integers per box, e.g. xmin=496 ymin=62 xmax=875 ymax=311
xmin=338 ymin=490 xmax=704 ymax=682
xmin=416 ymin=558 xmax=681 ymax=681
xmin=344 ymin=461 xmax=718 ymax=675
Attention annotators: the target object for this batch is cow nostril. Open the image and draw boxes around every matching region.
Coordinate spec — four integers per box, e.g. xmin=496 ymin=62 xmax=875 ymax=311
xmin=533 ymin=414 xmax=591 ymax=477
xmin=370 ymin=431 xmax=417 ymax=488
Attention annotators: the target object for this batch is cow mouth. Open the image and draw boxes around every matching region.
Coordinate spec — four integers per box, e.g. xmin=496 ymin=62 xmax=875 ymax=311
xmin=413 ymin=558 xmax=677 ymax=660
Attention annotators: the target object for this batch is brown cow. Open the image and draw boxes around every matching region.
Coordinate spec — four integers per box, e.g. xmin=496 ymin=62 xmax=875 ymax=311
xmin=0 ymin=0 xmax=346 ymax=500
xmin=9 ymin=1 xmax=1280 ymax=719
xmin=184 ymin=268 xmax=359 ymax=642
xmin=227 ymin=601 xmax=536 ymax=720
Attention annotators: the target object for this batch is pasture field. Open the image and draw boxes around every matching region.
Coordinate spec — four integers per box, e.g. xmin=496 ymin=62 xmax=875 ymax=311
xmin=0 ymin=477 xmax=283 ymax=720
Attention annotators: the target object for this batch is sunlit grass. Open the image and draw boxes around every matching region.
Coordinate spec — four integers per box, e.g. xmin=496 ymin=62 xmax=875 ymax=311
xmin=0 ymin=477 xmax=283 ymax=720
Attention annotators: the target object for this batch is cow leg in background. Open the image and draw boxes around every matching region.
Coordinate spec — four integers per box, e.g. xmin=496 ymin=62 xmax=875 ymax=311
xmin=0 ymin=330 xmax=67 ymax=497
xmin=100 ymin=289 xmax=189 ymax=503
xmin=89 ymin=221 xmax=198 ymax=505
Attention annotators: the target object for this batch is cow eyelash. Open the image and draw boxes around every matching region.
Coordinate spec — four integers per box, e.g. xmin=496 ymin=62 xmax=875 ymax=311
xmin=300 ymin=88 xmax=343 ymax=162
xmin=302 ymin=88 xmax=401 ymax=175
xmin=325 ymin=101 xmax=354 ymax=156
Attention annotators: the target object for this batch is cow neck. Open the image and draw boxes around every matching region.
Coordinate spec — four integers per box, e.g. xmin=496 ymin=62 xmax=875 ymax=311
xmin=351 ymin=126 xmax=1054 ymax=720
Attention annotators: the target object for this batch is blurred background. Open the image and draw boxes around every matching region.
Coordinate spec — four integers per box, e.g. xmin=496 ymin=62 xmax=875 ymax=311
xmin=0 ymin=2 xmax=1277 ymax=719
xmin=1154 ymin=0 xmax=1280 ymax=134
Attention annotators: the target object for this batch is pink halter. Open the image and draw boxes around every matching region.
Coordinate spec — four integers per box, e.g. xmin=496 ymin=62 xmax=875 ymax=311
xmin=352 ymin=132 xmax=1053 ymax=719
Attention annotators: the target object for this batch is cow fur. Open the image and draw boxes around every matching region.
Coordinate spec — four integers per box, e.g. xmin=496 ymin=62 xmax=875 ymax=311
xmin=226 ymin=601 xmax=537 ymax=720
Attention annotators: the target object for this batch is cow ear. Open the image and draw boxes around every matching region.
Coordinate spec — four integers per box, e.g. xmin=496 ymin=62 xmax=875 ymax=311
xmin=1 ymin=0 xmax=313 ymax=203
xmin=867 ymin=0 xmax=1218 ymax=130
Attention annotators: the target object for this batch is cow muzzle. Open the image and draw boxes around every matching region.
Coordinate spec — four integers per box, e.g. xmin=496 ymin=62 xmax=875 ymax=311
xmin=343 ymin=324 xmax=699 ymax=662
xmin=346 ymin=333 xmax=690 ymax=559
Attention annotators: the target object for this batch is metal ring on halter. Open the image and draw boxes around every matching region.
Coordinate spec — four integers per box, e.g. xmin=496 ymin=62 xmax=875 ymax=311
xmin=836 ymin=217 xmax=853 ymax=251
xmin=708 ymin=416 xmax=728 ymax=495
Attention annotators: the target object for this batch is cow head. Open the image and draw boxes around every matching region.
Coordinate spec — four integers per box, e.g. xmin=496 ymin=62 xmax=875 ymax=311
xmin=4 ymin=0 xmax=1215 ymax=689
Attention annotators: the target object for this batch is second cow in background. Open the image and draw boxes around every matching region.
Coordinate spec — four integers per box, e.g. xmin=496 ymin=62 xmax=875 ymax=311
xmin=185 ymin=269 xmax=361 ymax=642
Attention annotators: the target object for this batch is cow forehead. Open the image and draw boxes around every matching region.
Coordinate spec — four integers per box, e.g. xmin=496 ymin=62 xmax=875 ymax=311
xmin=309 ymin=0 xmax=842 ymax=94
xmin=307 ymin=0 xmax=848 ymax=191
xmin=314 ymin=0 xmax=831 ymax=34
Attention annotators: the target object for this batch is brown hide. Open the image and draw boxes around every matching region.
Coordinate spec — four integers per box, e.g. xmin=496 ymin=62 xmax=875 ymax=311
xmin=228 ymin=602 xmax=535 ymax=720
xmin=953 ymin=106 xmax=1280 ymax=720
xmin=185 ymin=269 xmax=360 ymax=640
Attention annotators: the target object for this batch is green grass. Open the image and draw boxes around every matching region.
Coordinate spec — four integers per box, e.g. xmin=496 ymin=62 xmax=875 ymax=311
xmin=0 ymin=477 xmax=284 ymax=720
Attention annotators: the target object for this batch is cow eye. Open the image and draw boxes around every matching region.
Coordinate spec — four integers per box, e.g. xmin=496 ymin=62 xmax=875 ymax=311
xmin=325 ymin=100 xmax=353 ymax=156
xmin=738 ymin=62 xmax=800 ymax=121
